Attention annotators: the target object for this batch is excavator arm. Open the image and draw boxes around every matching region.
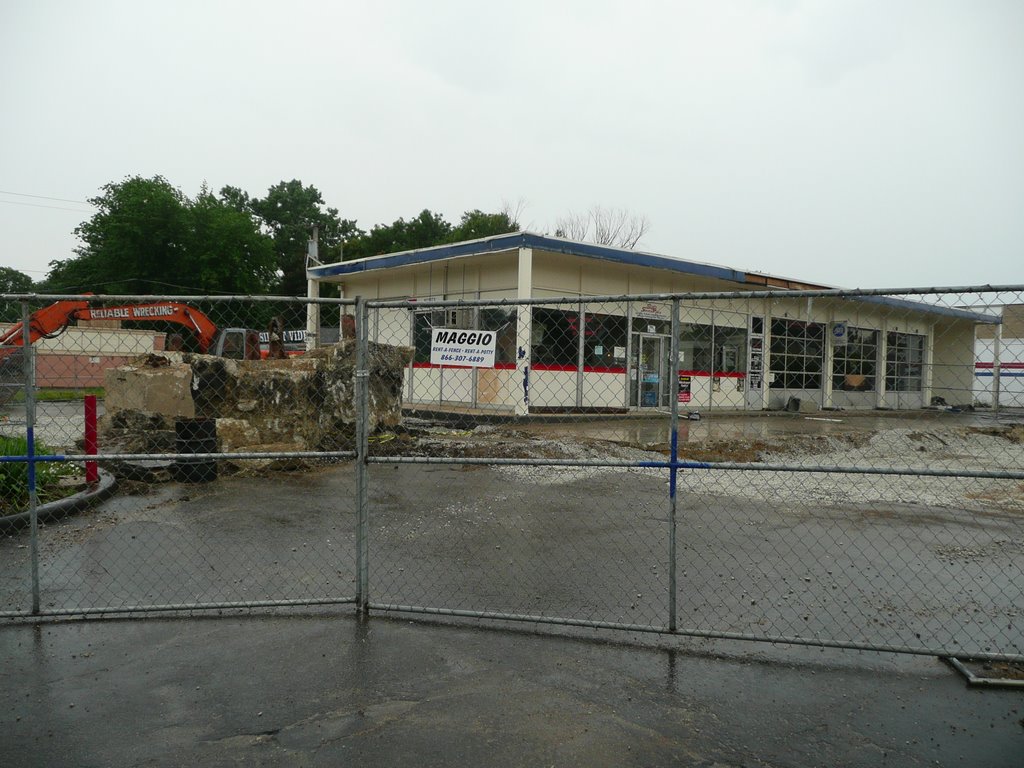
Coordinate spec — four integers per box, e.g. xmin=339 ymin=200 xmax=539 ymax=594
xmin=0 ymin=300 xmax=89 ymax=358
xmin=76 ymin=302 xmax=220 ymax=352
xmin=0 ymin=299 xmax=223 ymax=360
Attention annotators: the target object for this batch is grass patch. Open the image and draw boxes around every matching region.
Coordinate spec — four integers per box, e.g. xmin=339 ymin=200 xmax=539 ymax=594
xmin=0 ymin=434 xmax=81 ymax=516
xmin=7 ymin=387 xmax=104 ymax=403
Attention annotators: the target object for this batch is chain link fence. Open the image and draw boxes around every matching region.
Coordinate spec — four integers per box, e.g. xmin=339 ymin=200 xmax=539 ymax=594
xmin=1 ymin=288 xmax=1022 ymax=662
xmin=0 ymin=294 xmax=359 ymax=615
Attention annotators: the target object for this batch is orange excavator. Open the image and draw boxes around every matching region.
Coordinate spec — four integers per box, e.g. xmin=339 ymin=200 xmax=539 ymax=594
xmin=0 ymin=298 xmax=264 ymax=361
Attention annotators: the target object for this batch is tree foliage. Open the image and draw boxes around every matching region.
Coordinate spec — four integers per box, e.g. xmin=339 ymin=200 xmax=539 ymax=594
xmin=344 ymin=206 xmax=519 ymax=259
xmin=244 ymin=180 xmax=362 ymax=295
xmin=345 ymin=209 xmax=452 ymax=260
xmin=43 ymin=173 xmax=525 ymax=296
xmin=0 ymin=267 xmax=34 ymax=323
xmin=45 ymin=176 xmax=277 ymax=295
xmin=447 ymin=208 xmax=519 ymax=243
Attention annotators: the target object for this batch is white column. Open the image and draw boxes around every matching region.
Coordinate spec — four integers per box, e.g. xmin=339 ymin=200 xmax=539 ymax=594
xmin=335 ymin=284 xmax=352 ymax=341
xmin=823 ymin=307 xmax=835 ymax=409
xmin=923 ymin=323 xmax=935 ymax=407
xmin=758 ymin=302 xmax=772 ymax=410
xmin=514 ymin=247 xmax=533 ymax=416
xmin=876 ymin=321 xmax=888 ymax=409
xmin=993 ymin=322 xmax=1002 ymax=413
xmin=306 ymin=278 xmax=320 ymax=352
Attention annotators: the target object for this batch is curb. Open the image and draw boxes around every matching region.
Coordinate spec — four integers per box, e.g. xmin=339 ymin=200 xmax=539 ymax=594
xmin=0 ymin=470 xmax=118 ymax=532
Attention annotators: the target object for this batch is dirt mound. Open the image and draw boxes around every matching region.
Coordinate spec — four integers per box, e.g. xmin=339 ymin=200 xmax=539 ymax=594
xmin=970 ymin=424 xmax=1024 ymax=444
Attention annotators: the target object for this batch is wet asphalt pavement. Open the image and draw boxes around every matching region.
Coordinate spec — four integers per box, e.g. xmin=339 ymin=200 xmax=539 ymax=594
xmin=2 ymin=406 xmax=1024 ymax=765
xmin=2 ymin=613 xmax=1023 ymax=767
xmin=0 ymin=462 xmax=1022 ymax=766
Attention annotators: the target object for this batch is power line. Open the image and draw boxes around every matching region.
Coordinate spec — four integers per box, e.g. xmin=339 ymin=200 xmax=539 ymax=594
xmin=41 ymin=277 xmax=244 ymax=295
xmin=0 ymin=199 xmax=92 ymax=214
xmin=0 ymin=190 xmax=92 ymax=205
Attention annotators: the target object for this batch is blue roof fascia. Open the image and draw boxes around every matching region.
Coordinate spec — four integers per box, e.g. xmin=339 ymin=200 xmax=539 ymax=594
xmin=307 ymin=232 xmax=748 ymax=284
xmin=306 ymin=233 xmax=531 ymax=279
xmin=524 ymin=234 xmax=748 ymax=283
xmin=859 ymin=294 xmax=997 ymax=324
xmin=306 ymin=232 xmax=996 ymax=324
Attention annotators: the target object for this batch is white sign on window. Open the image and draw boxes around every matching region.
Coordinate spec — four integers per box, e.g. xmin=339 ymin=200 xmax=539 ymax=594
xmin=430 ymin=328 xmax=497 ymax=368
xmin=636 ymin=303 xmax=668 ymax=320
xmin=832 ymin=322 xmax=848 ymax=344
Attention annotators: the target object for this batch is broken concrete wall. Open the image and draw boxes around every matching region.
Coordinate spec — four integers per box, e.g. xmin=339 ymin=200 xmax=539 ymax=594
xmin=100 ymin=340 xmax=412 ymax=461
xmin=104 ymin=360 xmax=195 ymax=419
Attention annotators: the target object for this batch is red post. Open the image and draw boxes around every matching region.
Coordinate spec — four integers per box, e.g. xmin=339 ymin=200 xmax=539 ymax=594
xmin=85 ymin=395 xmax=98 ymax=485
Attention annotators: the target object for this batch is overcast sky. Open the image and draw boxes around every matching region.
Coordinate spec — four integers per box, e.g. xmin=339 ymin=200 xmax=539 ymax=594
xmin=2 ymin=0 xmax=1021 ymax=290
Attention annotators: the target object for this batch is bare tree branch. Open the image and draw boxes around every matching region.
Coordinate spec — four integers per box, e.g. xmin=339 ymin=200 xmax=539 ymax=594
xmin=500 ymin=197 xmax=527 ymax=230
xmin=554 ymin=211 xmax=591 ymax=241
xmin=554 ymin=205 xmax=649 ymax=248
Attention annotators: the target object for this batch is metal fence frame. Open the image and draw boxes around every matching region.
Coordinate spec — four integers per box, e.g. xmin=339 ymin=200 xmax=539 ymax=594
xmin=1 ymin=294 xmax=359 ymax=618
xmin=2 ymin=287 xmax=1023 ymax=663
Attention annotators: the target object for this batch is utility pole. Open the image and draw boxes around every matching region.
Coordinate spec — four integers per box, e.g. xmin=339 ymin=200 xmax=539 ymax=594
xmin=306 ymin=225 xmax=320 ymax=352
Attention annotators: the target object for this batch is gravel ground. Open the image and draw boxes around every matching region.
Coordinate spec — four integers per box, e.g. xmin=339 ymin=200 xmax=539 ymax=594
xmin=406 ymin=419 xmax=1024 ymax=514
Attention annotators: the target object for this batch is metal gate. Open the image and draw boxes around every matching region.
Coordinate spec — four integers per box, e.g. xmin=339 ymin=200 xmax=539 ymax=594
xmin=363 ymin=287 xmax=1024 ymax=662
xmin=1 ymin=288 xmax=1022 ymax=663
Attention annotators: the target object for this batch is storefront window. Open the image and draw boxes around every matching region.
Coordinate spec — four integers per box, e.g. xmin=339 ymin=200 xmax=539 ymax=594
xmin=680 ymin=323 xmax=713 ymax=371
xmin=531 ymin=308 xmax=627 ymax=369
xmin=413 ymin=310 xmax=444 ymax=363
xmin=832 ymin=327 xmax=878 ymax=391
xmin=886 ymin=331 xmax=925 ymax=392
xmin=584 ymin=313 xmax=627 ymax=368
xmin=769 ymin=319 xmax=824 ymax=389
xmin=479 ymin=307 xmax=516 ymax=365
xmin=531 ymin=308 xmax=578 ymax=366
xmin=715 ymin=326 xmax=746 ymax=373
xmin=678 ymin=323 xmax=747 ymax=374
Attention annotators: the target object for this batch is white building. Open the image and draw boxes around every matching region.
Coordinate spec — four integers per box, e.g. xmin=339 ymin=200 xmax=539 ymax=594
xmin=306 ymin=232 xmax=996 ymax=414
xmin=974 ymin=305 xmax=1024 ymax=408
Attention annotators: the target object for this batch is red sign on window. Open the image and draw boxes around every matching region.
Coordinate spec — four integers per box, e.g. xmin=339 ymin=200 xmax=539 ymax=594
xmin=678 ymin=374 xmax=691 ymax=403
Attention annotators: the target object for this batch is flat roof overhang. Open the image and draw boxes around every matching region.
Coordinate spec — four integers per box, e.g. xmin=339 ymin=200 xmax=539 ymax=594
xmin=307 ymin=231 xmax=998 ymax=324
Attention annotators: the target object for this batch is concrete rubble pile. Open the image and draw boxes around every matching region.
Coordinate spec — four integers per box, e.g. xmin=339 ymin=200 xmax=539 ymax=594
xmin=100 ymin=340 xmax=412 ymax=472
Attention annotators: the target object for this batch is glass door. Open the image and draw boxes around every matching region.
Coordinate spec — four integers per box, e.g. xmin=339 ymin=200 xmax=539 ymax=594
xmin=633 ymin=334 xmax=668 ymax=407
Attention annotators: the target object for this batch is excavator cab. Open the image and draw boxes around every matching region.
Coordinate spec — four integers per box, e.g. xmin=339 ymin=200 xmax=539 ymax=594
xmin=212 ymin=329 xmax=262 ymax=360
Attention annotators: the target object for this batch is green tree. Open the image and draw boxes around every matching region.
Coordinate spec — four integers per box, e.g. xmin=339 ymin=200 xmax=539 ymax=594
xmin=0 ymin=267 xmax=34 ymax=323
xmin=447 ymin=208 xmax=519 ymax=242
xmin=356 ymin=208 xmax=452 ymax=260
xmin=218 ymin=184 xmax=251 ymax=213
xmin=347 ymin=209 xmax=452 ymax=259
xmin=50 ymin=175 xmax=188 ymax=293
xmin=344 ymin=207 xmax=519 ymax=259
xmin=44 ymin=176 xmax=277 ymax=295
xmin=185 ymin=187 xmax=277 ymax=294
xmin=246 ymin=180 xmax=362 ymax=295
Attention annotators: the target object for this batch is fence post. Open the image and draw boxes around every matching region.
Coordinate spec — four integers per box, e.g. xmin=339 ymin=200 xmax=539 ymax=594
xmin=20 ymin=301 xmax=40 ymax=615
xmin=84 ymin=395 xmax=98 ymax=485
xmin=354 ymin=297 xmax=370 ymax=614
xmin=668 ymin=298 xmax=680 ymax=632
xmin=992 ymin=321 xmax=1002 ymax=415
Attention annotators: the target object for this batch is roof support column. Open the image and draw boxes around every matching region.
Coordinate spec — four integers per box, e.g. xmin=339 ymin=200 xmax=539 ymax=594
xmin=992 ymin=321 xmax=1002 ymax=414
xmin=514 ymin=247 xmax=533 ymax=416
xmin=306 ymin=278 xmax=320 ymax=352
xmin=305 ymin=229 xmax=321 ymax=352
xmin=877 ymin=321 xmax=889 ymax=409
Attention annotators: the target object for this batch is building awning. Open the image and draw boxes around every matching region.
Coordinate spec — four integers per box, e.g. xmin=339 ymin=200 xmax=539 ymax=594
xmin=308 ymin=231 xmax=998 ymax=324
